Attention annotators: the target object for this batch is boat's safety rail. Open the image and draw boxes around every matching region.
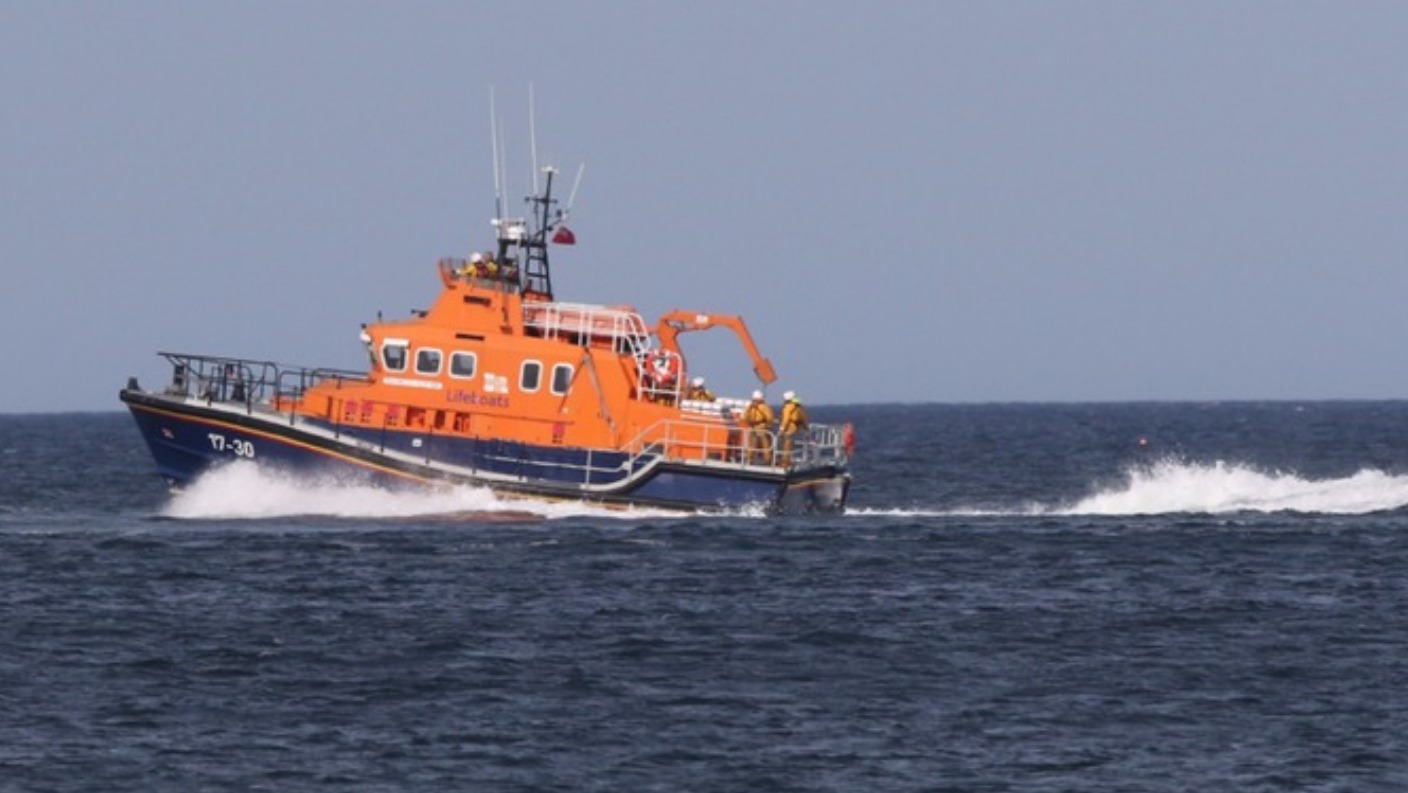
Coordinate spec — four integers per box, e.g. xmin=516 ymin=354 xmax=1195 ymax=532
xmin=622 ymin=417 xmax=850 ymax=472
xmin=153 ymin=352 xmax=369 ymax=415
xmin=523 ymin=302 xmax=652 ymax=353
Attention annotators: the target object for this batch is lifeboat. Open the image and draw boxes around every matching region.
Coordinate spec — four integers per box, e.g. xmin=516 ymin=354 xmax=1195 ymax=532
xmin=118 ymin=149 xmax=852 ymax=515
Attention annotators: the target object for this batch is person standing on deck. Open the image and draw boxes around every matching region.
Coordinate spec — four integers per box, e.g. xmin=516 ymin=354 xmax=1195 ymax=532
xmin=778 ymin=391 xmax=809 ymax=466
xmin=743 ymin=390 xmax=775 ymax=464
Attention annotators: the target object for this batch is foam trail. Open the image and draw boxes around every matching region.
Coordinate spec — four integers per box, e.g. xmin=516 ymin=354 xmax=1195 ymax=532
xmin=160 ymin=462 xmax=680 ymax=521
xmin=845 ymin=459 xmax=1408 ymax=518
xmin=1058 ymin=459 xmax=1408 ymax=516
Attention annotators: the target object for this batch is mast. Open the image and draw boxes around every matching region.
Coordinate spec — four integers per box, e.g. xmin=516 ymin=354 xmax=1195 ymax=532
xmin=516 ymin=166 xmax=557 ymax=300
xmin=486 ymin=92 xmax=575 ymax=302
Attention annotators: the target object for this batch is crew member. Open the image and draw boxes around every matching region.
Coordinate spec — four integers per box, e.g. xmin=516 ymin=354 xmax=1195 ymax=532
xmin=481 ymin=250 xmax=500 ymax=279
xmin=742 ymin=390 xmax=775 ymax=464
xmin=687 ymin=376 xmax=715 ymax=402
xmin=459 ymin=252 xmax=483 ymax=278
xmin=778 ymin=390 xmax=809 ymax=466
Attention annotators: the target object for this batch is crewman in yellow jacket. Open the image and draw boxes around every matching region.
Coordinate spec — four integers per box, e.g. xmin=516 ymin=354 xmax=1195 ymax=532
xmin=742 ymin=390 xmax=775 ymax=464
xmin=481 ymin=250 xmax=500 ymax=279
xmin=687 ymin=376 xmax=716 ymax=402
xmin=778 ymin=391 xmax=809 ymax=466
xmin=458 ymin=252 xmax=483 ymax=278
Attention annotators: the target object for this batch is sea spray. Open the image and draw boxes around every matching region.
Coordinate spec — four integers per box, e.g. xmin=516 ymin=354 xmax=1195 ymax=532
xmin=844 ymin=457 xmax=1408 ymax=518
xmin=1060 ymin=457 xmax=1408 ymax=516
xmin=160 ymin=461 xmax=679 ymax=521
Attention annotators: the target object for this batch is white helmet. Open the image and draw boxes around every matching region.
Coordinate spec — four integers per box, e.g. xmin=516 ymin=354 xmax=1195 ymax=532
xmin=783 ymin=390 xmax=796 ymax=402
xmin=692 ymin=376 xmax=705 ymax=387
xmin=751 ymin=390 xmax=764 ymax=400
xmin=470 ymin=252 xmax=483 ymax=263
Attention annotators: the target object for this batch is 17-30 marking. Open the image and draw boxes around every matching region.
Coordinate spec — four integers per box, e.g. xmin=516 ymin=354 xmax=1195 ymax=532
xmin=208 ymin=433 xmax=256 ymax=459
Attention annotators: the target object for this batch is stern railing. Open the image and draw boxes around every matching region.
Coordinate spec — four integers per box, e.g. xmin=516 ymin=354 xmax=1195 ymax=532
xmin=621 ymin=417 xmax=849 ymax=473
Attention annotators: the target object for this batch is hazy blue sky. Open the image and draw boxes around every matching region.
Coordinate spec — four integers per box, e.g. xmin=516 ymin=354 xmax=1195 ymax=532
xmin=4 ymin=2 xmax=1407 ymax=412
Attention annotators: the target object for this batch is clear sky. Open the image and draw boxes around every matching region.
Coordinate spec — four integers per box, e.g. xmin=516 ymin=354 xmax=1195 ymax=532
xmin=4 ymin=2 xmax=1407 ymax=413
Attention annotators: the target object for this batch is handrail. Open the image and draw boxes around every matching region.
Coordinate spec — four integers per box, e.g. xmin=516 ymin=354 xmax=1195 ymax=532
xmin=156 ymin=351 xmax=369 ymax=417
xmin=619 ymin=417 xmax=849 ymax=472
xmin=522 ymin=301 xmax=651 ymax=353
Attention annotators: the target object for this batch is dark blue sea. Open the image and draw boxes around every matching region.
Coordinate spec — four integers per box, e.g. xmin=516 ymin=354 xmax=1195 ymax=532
xmin=4 ymin=403 xmax=1408 ymax=791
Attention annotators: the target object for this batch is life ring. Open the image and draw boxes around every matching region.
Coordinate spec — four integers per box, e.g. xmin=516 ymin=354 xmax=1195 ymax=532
xmin=646 ymin=351 xmax=680 ymax=387
xmin=843 ymin=423 xmax=856 ymax=455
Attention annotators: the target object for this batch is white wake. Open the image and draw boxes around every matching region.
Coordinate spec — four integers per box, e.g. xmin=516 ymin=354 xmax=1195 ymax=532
xmin=1057 ymin=459 xmax=1408 ymax=516
xmin=847 ymin=459 xmax=1408 ymax=518
xmin=160 ymin=462 xmax=678 ymax=521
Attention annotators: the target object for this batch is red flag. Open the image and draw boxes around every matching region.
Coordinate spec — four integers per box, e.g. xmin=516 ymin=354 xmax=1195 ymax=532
xmin=552 ymin=225 xmax=576 ymax=245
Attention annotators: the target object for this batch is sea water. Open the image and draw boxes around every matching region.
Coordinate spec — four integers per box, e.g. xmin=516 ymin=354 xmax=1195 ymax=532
xmin=2 ymin=404 xmax=1407 ymax=791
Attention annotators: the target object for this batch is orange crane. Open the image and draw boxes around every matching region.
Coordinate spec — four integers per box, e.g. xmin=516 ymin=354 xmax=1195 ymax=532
xmin=653 ymin=310 xmax=778 ymax=387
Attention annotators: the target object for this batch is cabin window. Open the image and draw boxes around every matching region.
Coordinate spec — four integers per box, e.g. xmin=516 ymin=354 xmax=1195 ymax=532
xmin=551 ymin=363 xmax=574 ymax=395
xmin=415 ymin=348 xmax=443 ymax=376
xmin=520 ymin=360 xmax=542 ymax=393
xmin=449 ymin=351 xmax=477 ymax=379
xmin=381 ymin=340 xmax=409 ymax=372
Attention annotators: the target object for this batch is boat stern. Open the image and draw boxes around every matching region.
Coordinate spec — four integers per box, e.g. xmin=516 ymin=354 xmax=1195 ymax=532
xmin=777 ymin=466 xmax=851 ymax=515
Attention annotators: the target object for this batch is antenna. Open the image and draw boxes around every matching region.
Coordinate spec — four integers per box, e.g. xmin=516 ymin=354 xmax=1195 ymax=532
xmin=498 ymin=114 xmax=511 ymax=225
xmin=564 ymin=163 xmax=586 ymax=221
xmin=529 ymin=83 xmax=540 ymax=196
xmin=489 ymin=87 xmax=503 ymax=223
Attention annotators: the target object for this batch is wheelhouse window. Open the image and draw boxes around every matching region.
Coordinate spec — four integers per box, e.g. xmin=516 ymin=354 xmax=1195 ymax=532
xmin=415 ymin=348 xmax=442 ymax=376
xmin=551 ymin=363 xmax=574 ymax=395
xmin=381 ymin=340 xmax=409 ymax=372
xmin=520 ymin=360 xmax=542 ymax=393
xmin=449 ymin=351 xmax=477 ymax=379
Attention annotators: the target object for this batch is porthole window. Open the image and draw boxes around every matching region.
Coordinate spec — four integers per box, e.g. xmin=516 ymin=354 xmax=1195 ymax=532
xmin=520 ymin=360 xmax=542 ymax=393
xmin=415 ymin=348 xmax=443 ymax=375
xmin=551 ymin=363 xmax=574 ymax=395
xmin=381 ymin=341 xmax=409 ymax=372
xmin=450 ymin=351 xmax=477 ymax=379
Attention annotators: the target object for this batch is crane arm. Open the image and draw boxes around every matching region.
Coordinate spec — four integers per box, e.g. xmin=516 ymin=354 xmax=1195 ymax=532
xmin=654 ymin=310 xmax=777 ymax=387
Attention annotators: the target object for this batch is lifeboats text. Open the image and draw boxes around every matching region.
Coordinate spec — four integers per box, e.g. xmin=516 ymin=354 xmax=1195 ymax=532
xmin=447 ymin=389 xmax=510 ymax=409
